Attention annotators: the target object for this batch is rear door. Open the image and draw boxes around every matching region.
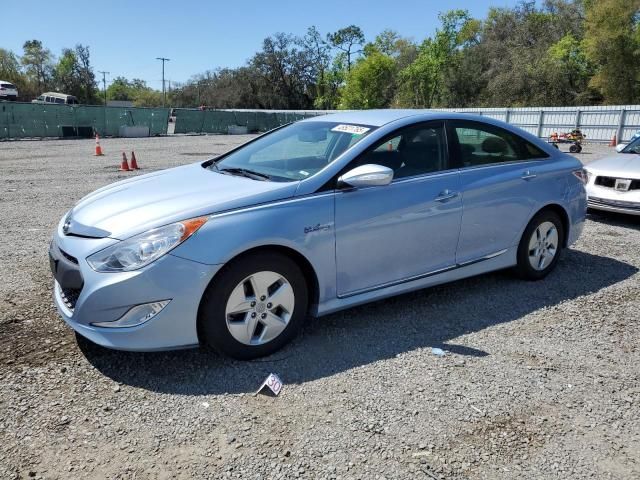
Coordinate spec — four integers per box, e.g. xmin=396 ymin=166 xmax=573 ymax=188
xmin=450 ymin=120 xmax=550 ymax=264
xmin=334 ymin=121 xmax=462 ymax=296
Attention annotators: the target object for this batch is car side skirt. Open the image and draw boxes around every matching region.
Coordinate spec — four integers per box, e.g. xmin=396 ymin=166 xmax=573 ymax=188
xmin=314 ymin=246 xmax=517 ymax=316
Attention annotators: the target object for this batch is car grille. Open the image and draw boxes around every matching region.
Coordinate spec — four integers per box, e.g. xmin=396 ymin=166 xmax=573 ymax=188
xmin=57 ymin=283 xmax=81 ymax=311
xmin=589 ymin=196 xmax=640 ymax=211
xmin=594 ymin=176 xmax=640 ymax=190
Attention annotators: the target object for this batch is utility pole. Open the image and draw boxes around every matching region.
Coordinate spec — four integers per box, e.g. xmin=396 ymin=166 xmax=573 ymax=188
xmin=98 ymin=71 xmax=109 ymax=105
xmin=156 ymin=57 xmax=170 ymax=107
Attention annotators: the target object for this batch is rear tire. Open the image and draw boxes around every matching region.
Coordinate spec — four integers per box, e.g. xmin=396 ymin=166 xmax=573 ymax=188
xmin=515 ymin=210 xmax=564 ymax=280
xmin=199 ymin=252 xmax=308 ymax=360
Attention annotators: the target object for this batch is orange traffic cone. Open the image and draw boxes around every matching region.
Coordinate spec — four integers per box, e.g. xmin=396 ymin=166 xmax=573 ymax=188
xmin=609 ymin=134 xmax=617 ymax=147
xmin=94 ymin=133 xmax=104 ymax=156
xmin=119 ymin=152 xmax=131 ymax=171
xmin=130 ymin=151 xmax=140 ymax=170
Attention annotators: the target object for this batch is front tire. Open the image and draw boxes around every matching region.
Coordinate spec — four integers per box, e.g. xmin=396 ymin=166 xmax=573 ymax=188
xmin=515 ymin=210 xmax=564 ymax=280
xmin=199 ymin=252 xmax=308 ymax=360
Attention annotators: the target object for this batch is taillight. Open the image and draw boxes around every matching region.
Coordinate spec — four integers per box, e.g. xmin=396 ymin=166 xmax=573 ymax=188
xmin=572 ymin=169 xmax=589 ymax=185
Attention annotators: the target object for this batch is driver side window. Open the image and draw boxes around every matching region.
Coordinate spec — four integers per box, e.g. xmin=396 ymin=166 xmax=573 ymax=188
xmin=357 ymin=122 xmax=448 ymax=179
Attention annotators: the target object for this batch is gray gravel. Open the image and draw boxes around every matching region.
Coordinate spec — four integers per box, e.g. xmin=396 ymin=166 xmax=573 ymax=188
xmin=1 ymin=136 xmax=639 ymax=479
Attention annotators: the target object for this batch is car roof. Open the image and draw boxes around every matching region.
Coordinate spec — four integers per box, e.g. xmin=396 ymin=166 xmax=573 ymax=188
xmin=301 ymin=109 xmax=519 ymax=128
xmin=302 ymin=109 xmax=439 ymax=127
xmin=40 ymin=92 xmax=75 ymax=98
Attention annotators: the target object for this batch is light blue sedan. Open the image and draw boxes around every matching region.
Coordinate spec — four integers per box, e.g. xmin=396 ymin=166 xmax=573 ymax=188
xmin=49 ymin=110 xmax=587 ymax=359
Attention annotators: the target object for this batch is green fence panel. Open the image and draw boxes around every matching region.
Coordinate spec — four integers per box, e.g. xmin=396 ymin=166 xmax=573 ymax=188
xmin=173 ymin=109 xmax=204 ymax=134
xmin=0 ymin=102 xmax=169 ymax=139
xmin=170 ymin=109 xmax=322 ymax=137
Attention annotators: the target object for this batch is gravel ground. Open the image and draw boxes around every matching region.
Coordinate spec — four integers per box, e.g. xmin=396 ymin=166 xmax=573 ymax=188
xmin=1 ymin=136 xmax=639 ymax=480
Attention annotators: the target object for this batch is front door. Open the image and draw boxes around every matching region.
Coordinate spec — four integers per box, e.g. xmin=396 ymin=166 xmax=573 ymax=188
xmin=334 ymin=121 xmax=462 ymax=296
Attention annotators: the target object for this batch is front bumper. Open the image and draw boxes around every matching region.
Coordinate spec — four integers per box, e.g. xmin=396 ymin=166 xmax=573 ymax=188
xmin=586 ymin=184 xmax=640 ymax=216
xmin=587 ymin=197 xmax=640 ymax=216
xmin=50 ymin=229 xmax=221 ymax=351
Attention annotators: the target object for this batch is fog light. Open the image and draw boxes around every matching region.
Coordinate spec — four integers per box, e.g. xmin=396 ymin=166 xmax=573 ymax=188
xmin=91 ymin=300 xmax=170 ymax=328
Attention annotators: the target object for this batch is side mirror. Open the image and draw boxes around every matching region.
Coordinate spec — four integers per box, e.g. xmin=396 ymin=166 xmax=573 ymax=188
xmin=615 ymin=143 xmax=626 ymax=153
xmin=338 ymin=164 xmax=394 ymax=188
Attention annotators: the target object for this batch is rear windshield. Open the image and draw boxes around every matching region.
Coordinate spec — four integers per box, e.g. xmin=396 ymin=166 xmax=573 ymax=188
xmin=1 ymin=83 xmax=16 ymax=89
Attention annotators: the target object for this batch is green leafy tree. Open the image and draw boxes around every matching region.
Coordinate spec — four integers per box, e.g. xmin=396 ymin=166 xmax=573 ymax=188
xmin=0 ymin=48 xmax=22 ymax=82
xmin=339 ymin=50 xmax=396 ymax=109
xmin=396 ymin=10 xmax=475 ymax=107
xmin=583 ymin=0 xmax=640 ymax=103
xmin=21 ymin=40 xmax=53 ymax=92
xmin=327 ymin=25 xmax=365 ymax=72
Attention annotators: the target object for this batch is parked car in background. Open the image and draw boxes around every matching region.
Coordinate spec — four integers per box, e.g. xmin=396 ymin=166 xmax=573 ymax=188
xmin=0 ymin=81 xmax=18 ymax=101
xmin=49 ymin=111 xmax=587 ymax=359
xmin=585 ymin=136 xmax=640 ymax=215
xmin=32 ymin=92 xmax=79 ymax=105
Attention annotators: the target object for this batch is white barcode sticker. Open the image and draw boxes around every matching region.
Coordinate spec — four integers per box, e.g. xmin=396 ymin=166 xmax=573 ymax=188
xmin=331 ymin=124 xmax=370 ymax=135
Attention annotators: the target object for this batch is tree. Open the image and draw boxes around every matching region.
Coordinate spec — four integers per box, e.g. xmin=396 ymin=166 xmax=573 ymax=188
xmin=21 ymin=40 xmax=53 ymax=92
xmin=340 ymin=50 xmax=396 ymax=109
xmin=583 ymin=0 xmax=640 ymax=104
xmin=250 ymin=33 xmax=316 ymax=109
xmin=0 ymin=48 xmax=21 ymax=82
xmin=73 ymin=44 xmax=98 ymax=104
xmin=327 ymin=25 xmax=365 ymax=72
xmin=53 ymin=49 xmax=82 ymax=97
xmin=540 ymin=34 xmax=595 ymax=104
xmin=302 ymin=26 xmax=331 ymax=108
xmin=396 ymin=10 xmax=475 ymax=107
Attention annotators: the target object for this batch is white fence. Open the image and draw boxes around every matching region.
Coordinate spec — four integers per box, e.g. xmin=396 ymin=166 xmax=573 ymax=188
xmin=441 ymin=105 xmax=640 ymax=143
xmin=223 ymin=105 xmax=640 ymax=143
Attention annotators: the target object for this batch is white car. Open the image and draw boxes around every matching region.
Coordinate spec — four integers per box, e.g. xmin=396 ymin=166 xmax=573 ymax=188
xmin=585 ymin=138 xmax=640 ymax=215
xmin=0 ymin=81 xmax=18 ymax=101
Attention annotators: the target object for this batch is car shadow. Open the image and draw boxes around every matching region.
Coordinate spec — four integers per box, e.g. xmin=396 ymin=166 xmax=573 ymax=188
xmin=79 ymin=249 xmax=637 ymax=395
xmin=587 ymin=210 xmax=640 ymax=230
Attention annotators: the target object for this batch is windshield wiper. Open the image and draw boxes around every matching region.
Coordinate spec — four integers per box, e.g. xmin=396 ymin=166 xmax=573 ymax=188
xmin=219 ymin=167 xmax=272 ymax=181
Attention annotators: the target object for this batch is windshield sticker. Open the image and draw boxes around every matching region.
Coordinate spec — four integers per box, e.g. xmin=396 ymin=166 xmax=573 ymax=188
xmin=331 ymin=124 xmax=370 ymax=135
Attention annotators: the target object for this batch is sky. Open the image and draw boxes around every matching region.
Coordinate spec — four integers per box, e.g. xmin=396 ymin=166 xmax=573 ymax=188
xmin=1 ymin=0 xmax=523 ymax=89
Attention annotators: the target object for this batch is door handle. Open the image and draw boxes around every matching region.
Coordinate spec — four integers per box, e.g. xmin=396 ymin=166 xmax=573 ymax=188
xmin=435 ymin=190 xmax=459 ymax=202
xmin=521 ymin=170 xmax=537 ymax=180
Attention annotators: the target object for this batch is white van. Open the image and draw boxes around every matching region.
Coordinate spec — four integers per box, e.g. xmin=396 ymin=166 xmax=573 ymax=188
xmin=32 ymin=92 xmax=79 ymax=105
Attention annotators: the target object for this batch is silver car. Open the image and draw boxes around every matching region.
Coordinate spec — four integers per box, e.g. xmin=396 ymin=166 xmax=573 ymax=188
xmin=50 ymin=110 xmax=587 ymax=359
xmin=584 ymin=138 xmax=640 ymax=215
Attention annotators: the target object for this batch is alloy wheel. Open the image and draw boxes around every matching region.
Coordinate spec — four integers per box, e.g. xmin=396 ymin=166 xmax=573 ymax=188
xmin=527 ymin=221 xmax=559 ymax=271
xmin=224 ymin=271 xmax=295 ymax=345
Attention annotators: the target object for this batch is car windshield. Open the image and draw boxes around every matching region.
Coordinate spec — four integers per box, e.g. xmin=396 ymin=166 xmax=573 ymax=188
xmin=621 ymin=136 xmax=640 ymax=154
xmin=211 ymin=121 xmax=376 ymax=181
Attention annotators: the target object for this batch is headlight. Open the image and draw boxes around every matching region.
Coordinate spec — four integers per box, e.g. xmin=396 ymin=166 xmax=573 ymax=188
xmin=87 ymin=217 xmax=208 ymax=272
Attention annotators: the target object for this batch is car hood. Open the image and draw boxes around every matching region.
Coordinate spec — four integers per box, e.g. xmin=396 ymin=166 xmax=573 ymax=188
xmin=585 ymin=153 xmax=640 ymax=178
xmin=66 ymin=163 xmax=298 ymax=239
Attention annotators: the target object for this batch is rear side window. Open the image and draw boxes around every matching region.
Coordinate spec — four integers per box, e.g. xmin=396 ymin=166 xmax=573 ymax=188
xmin=55 ymin=97 xmax=65 ymax=104
xmin=452 ymin=120 xmax=548 ymax=167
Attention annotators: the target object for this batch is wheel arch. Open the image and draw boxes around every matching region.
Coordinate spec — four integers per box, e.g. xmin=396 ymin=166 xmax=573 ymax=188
xmin=530 ymin=203 xmax=571 ymax=247
xmin=196 ymin=244 xmax=321 ymax=344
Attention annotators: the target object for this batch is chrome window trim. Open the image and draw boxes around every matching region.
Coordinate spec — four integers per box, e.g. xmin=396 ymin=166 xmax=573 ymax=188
xmin=457 ymin=158 xmax=547 ymax=172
